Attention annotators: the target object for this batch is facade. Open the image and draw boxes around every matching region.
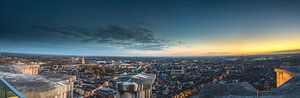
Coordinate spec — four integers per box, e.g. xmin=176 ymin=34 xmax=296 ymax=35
xmin=115 ymin=73 xmax=156 ymax=98
xmin=12 ymin=63 xmax=40 ymax=75
xmin=275 ymin=68 xmax=296 ymax=87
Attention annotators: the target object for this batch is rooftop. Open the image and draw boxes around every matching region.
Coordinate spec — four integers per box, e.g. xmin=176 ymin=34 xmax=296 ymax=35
xmin=195 ymin=82 xmax=257 ymax=98
xmin=0 ymin=64 xmax=76 ymax=93
xmin=274 ymin=72 xmax=300 ymax=96
xmin=193 ymin=67 xmax=300 ymax=98
xmin=114 ymin=73 xmax=156 ymax=91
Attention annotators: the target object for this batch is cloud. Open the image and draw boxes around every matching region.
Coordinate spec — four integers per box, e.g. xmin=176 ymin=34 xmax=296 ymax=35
xmin=207 ymin=52 xmax=231 ymax=55
xmin=269 ymin=49 xmax=300 ymax=54
xmin=30 ymin=24 xmax=185 ymax=50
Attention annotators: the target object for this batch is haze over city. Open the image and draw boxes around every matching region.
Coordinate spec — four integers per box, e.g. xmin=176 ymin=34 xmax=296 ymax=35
xmin=1 ymin=0 xmax=300 ymax=56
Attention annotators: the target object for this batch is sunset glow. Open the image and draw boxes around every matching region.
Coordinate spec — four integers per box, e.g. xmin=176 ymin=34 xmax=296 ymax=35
xmin=1 ymin=0 xmax=300 ymax=56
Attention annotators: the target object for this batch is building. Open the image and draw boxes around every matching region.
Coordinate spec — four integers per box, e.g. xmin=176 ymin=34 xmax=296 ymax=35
xmin=192 ymin=66 xmax=300 ymax=98
xmin=0 ymin=64 xmax=76 ymax=98
xmin=274 ymin=67 xmax=297 ymax=87
xmin=11 ymin=63 xmax=40 ymax=75
xmin=166 ymin=65 xmax=184 ymax=75
xmin=194 ymin=82 xmax=258 ymax=98
xmin=82 ymin=56 xmax=86 ymax=65
xmin=114 ymin=73 xmax=156 ymax=98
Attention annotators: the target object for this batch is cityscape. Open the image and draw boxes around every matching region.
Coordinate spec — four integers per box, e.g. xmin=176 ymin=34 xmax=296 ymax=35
xmin=1 ymin=0 xmax=300 ymax=98
xmin=1 ymin=53 xmax=300 ymax=98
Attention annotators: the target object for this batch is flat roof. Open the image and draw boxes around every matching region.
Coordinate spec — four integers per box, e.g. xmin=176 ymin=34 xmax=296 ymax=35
xmin=0 ymin=64 xmax=76 ymax=93
xmin=114 ymin=73 xmax=156 ymax=90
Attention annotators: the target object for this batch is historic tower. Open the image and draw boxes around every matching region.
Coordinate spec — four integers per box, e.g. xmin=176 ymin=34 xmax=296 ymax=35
xmin=82 ymin=56 xmax=86 ymax=65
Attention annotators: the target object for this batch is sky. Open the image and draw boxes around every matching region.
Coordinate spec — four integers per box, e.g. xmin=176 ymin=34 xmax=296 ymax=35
xmin=0 ymin=0 xmax=300 ymax=56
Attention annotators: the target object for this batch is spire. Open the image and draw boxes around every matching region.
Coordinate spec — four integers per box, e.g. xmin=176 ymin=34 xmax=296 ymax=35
xmin=82 ymin=56 xmax=86 ymax=64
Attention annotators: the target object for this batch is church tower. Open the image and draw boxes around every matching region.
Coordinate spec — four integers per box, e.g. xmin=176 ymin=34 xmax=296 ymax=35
xmin=82 ymin=56 xmax=86 ymax=64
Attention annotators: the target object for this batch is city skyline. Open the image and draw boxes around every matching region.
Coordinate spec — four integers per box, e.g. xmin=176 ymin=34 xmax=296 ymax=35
xmin=1 ymin=0 xmax=300 ymax=56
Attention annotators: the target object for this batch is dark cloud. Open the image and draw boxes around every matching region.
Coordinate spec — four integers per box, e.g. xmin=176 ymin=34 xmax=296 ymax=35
xmin=30 ymin=24 xmax=185 ymax=50
xmin=80 ymin=37 xmax=98 ymax=43
xmin=269 ymin=49 xmax=300 ymax=54
xmin=207 ymin=52 xmax=231 ymax=55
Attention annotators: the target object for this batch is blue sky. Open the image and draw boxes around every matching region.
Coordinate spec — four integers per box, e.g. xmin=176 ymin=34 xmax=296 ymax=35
xmin=1 ymin=0 xmax=300 ymax=56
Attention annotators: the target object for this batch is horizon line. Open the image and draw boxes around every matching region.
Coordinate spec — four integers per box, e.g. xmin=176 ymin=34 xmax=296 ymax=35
xmin=1 ymin=51 xmax=299 ymax=58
